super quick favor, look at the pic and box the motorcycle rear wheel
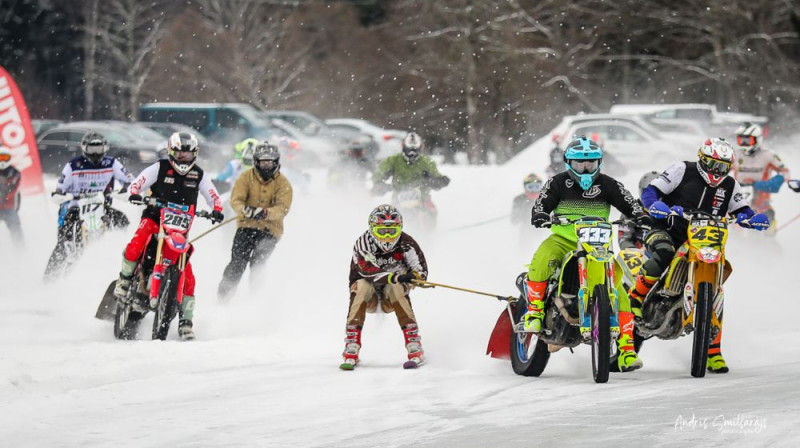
[152,265,180,341]
[591,285,611,384]
[690,282,714,378]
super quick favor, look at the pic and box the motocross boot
[178,296,196,341]
[340,325,362,370]
[178,320,195,341]
[113,256,138,300]
[523,280,548,332]
[628,273,658,319]
[707,354,728,373]
[616,334,643,372]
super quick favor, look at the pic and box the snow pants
[346,279,417,328]
[218,227,278,299]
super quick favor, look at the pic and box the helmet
[252,142,281,180]
[523,173,543,199]
[0,146,11,170]
[235,138,259,160]
[735,122,762,156]
[368,204,403,252]
[347,137,369,160]
[697,138,734,187]
[81,131,108,165]
[402,132,423,164]
[563,136,603,190]
[167,132,199,175]
[638,170,660,196]
[241,143,255,168]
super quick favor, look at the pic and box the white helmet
[735,122,762,156]
[0,146,12,170]
[402,132,423,164]
[697,138,734,187]
[167,132,199,175]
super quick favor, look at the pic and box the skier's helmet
[235,138,259,160]
[347,136,370,160]
[735,122,763,156]
[523,173,543,199]
[167,132,199,175]
[402,132,423,164]
[563,136,603,191]
[368,204,403,252]
[0,146,12,170]
[697,138,734,187]
[81,131,109,165]
[252,142,281,180]
[241,143,255,168]
[638,170,661,196]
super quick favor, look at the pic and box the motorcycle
[44,192,112,278]
[393,186,436,232]
[506,215,623,384]
[109,197,213,340]
[614,210,730,378]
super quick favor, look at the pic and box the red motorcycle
[110,197,213,340]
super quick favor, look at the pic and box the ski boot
[402,323,424,369]
[340,325,361,371]
[178,320,195,341]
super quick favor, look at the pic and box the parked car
[139,102,272,144]
[139,121,228,169]
[257,113,345,166]
[36,121,161,176]
[32,119,64,138]
[608,103,769,138]
[325,118,406,159]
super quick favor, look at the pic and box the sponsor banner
[0,65,45,195]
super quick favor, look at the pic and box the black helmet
[167,132,199,175]
[402,132,423,164]
[81,131,108,165]
[253,142,281,180]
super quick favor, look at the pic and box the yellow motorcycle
[615,210,728,378]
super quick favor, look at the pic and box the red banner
[0,65,44,195]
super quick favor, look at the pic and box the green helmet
[234,138,260,160]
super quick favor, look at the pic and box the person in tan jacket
[218,142,293,301]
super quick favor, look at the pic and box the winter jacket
[230,168,293,239]
[0,166,21,210]
[373,154,448,200]
[349,231,428,287]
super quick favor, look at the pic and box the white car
[326,118,406,160]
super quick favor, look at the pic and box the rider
[218,142,293,301]
[511,173,544,226]
[216,137,259,186]
[618,171,660,250]
[114,132,224,341]
[45,131,133,279]
[372,132,450,219]
[731,122,790,234]
[526,137,651,372]
[341,204,428,370]
[0,146,23,245]
[629,138,770,373]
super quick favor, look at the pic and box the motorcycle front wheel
[152,265,180,340]
[509,298,550,376]
[591,285,611,384]
[690,281,714,378]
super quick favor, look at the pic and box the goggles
[524,180,543,193]
[568,159,599,174]
[736,135,756,147]
[84,142,105,155]
[171,149,196,163]
[0,153,11,163]
[255,159,277,170]
[699,154,731,176]
[371,225,401,239]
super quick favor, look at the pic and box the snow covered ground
[2,138,800,447]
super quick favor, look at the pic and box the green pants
[527,234,575,282]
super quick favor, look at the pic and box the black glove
[531,211,550,228]
[634,213,655,227]
[243,206,267,220]
[128,194,144,204]
[211,210,224,224]
[395,273,415,284]
[432,175,450,189]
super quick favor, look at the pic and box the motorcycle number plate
[76,194,105,233]
[162,210,192,232]
[577,226,611,244]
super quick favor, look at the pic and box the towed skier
[341,204,428,370]
[0,147,23,245]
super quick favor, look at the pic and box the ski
[403,358,423,369]
[340,359,357,371]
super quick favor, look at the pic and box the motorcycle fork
[682,259,722,330]
[149,226,168,300]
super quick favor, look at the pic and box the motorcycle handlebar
[130,196,216,221]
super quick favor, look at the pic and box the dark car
[139,121,228,169]
[36,121,162,176]
[32,119,65,138]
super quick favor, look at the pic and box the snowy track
[2,140,800,446]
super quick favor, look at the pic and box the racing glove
[128,194,144,205]
[788,179,800,192]
[648,201,671,219]
[210,210,224,224]
[243,206,267,220]
[739,213,770,231]
[51,190,71,204]
[634,213,655,227]
[670,205,684,217]
[531,212,550,228]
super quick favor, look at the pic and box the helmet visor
[568,159,599,174]
[524,180,543,193]
[255,159,277,171]
[699,154,731,176]
[737,135,756,147]
[372,225,401,239]
[172,149,195,163]
[0,153,11,163]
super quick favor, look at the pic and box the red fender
[486,309,512,359]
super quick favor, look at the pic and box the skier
[731,122,790,235]
[526,137,652,372]
[372,132,449,228]
[341,204,428,370]
[217,142,293,301]
[629,137,770,373]
[0,147,23,245]
[44,131,133,279]
[215,137,258,187]
[511,173,544,226]
[617,170,660,250]
[114,132,224,341]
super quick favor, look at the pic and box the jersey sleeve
[56,163,74,193]
[128,162,160,195]
[112,159,134,186]
[266,176,293,222]
[727,181,752,215]
[649,162,686,195]
[198,172,223,212]
[531,177,560,214]
[608,177,643,217]
[402,236,428,280]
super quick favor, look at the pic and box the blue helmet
[563,137,603,190]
